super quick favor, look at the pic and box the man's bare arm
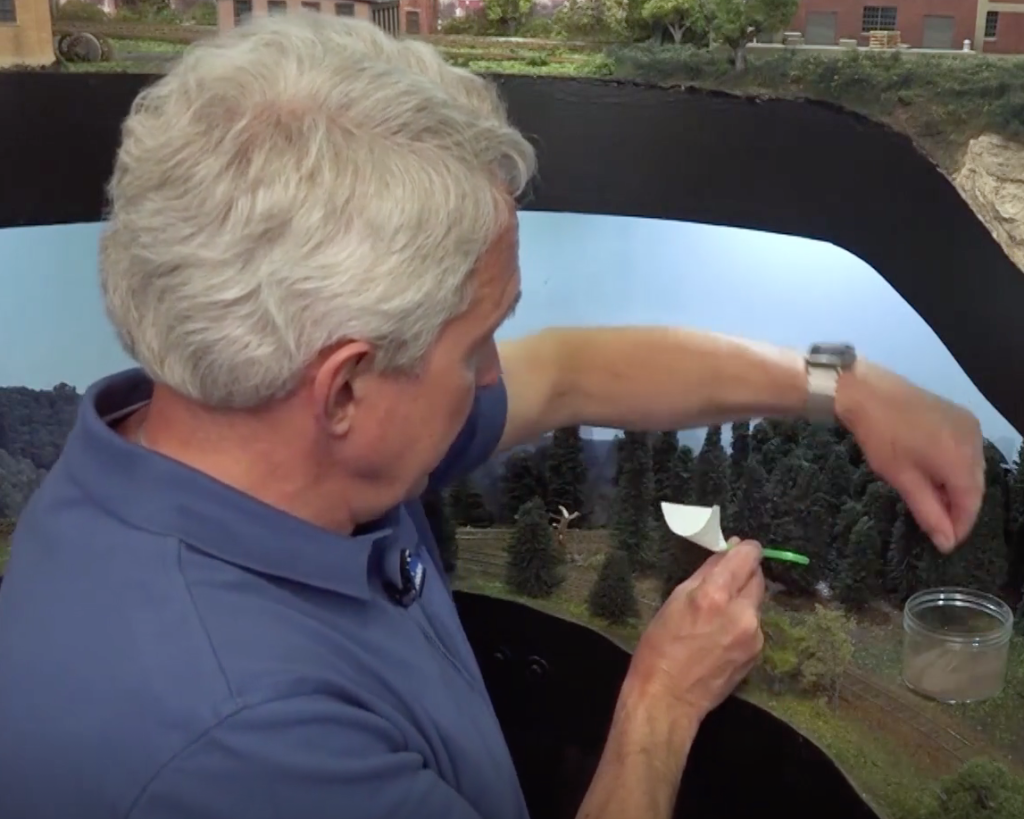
[573,683,699,819]
[497,326,807,452]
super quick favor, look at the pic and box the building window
[0,0,17,24]
[336,1,355,13]
[372,1,399,35]
[861,5,896,31]
[301,1,321,9]
[268,0,287,14]
[233,0,252,24]
[405,9,420,33]
[985,10,999,38]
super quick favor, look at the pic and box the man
[0,15,982,819]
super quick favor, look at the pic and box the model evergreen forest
[437,421,1024,620]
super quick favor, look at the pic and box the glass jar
[901,587,1013,704]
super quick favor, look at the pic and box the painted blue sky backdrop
[0,212,1019,456]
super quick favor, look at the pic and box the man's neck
[126,384,367,534]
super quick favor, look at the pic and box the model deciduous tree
[483,0,534,34]
[588,548,640,625]
[918,758,1024,819]
[708,0,799,71]
[546,426,588,523]
[612,431,655,572]
[795,604,854,711]
[505,497,565,598]
[640,0,710,44]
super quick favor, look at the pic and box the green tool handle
[761,548,810,565]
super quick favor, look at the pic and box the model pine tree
[694,425,729,508]
[500,451,545,524]
[820,444,854,518]
[1008,442,1024,606]
[940,464,1007,596]
[765,454,827,593]
[729,420,751,488]
[658,528,708,602]
[887,499,944,602]
[423,489,459,576]
[830,499,863,583]
[834,516,881,610]
[546,426,587,521]
[448,476,492,527]
[588,549,639,625]
[731,458,770,544]
[669,444,695,504]
[612,431,655,572]
[651,430,680,513]
[505,497,565,598]
[861,481,900,556]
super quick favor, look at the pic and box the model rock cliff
[954,134,1024,273]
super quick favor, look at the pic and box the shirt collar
[60,368,412,601]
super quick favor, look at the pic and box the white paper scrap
[660,502,729,552]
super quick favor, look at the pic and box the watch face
[809,343,856,369]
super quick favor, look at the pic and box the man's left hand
[837,362,985,554]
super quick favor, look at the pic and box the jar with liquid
[901,587,1013,704]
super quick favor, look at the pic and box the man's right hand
[574,540,766,819]
[627,538,767,724]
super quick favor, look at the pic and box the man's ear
[311,341,375,437]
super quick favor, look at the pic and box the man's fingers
[736,566,766,609]
[946,460,984,546]
[681,551,727,589]
[891,468,957,553]
[703,540,763,596]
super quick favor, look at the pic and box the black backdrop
[0,71,1020,436]
[2,69,995,819]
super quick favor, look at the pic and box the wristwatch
[805,343,857,421]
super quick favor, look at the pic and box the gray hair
[100,14,536,409]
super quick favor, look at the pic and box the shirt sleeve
[127,696,484,819]
[428,379,508,492]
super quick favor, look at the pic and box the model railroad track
[841,669,975,763]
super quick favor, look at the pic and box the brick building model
[789,0,1024,52]
[0,0,55,67]
[217,0,438,36]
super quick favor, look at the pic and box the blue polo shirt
[0,369,529,819]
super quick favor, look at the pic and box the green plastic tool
[725,541,809,565]
[761,548,810,566]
